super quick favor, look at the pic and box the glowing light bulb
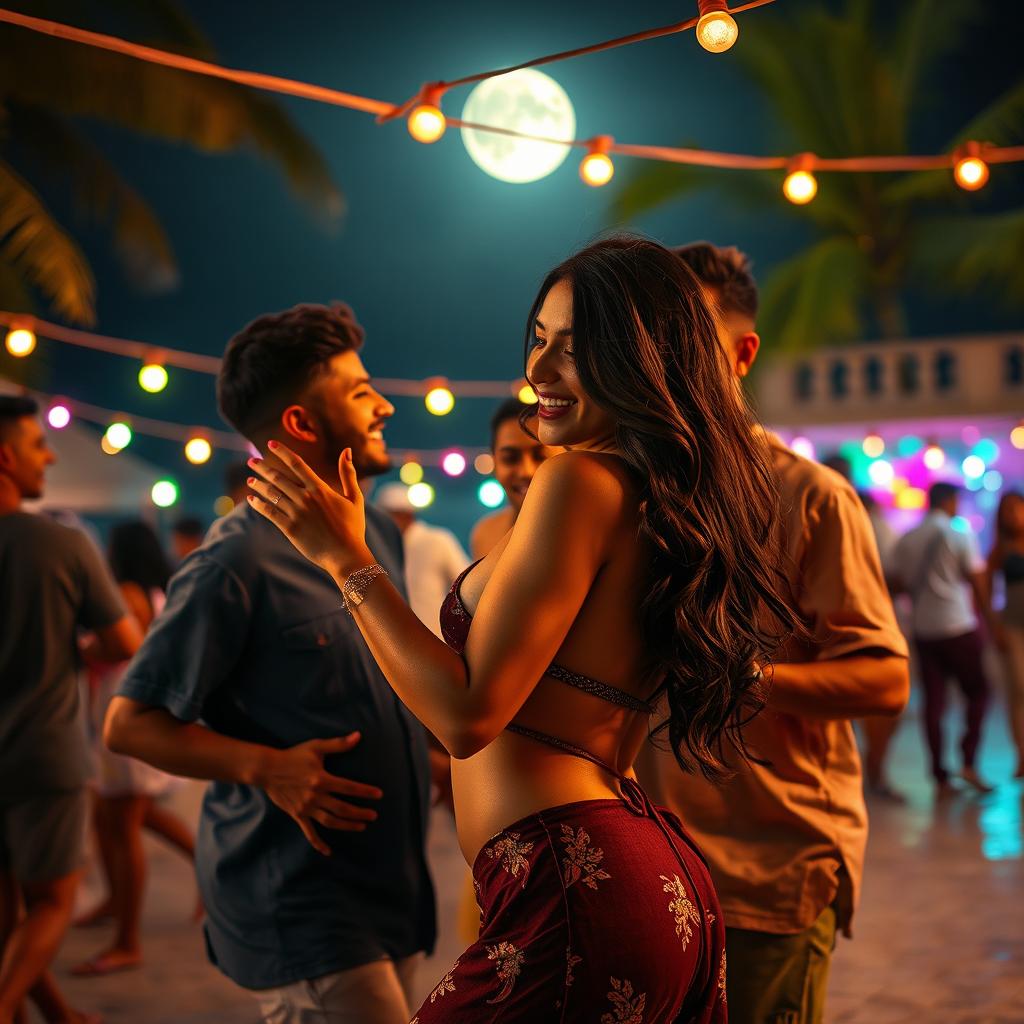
[517,384,538,405]
[791,436,815,460]
[961,455,985,479]
[923,444,945,470]
[214,495,235,516]
[478,479,505,508]
[580,151,614,187]
[104,422,132,451]
[185,436,212,465]
[474,453,495,475]
[138,363,168,393]
[954,150,989,191]
[862,434,885,458]
[407,482,435,509]
[696,6,738,52]
[425,384,455,416]
[783,169,817,205]
[868,459,894,487]
[983,470,1003,492]
[5,327,36,357]
[895,487,927,511]
[47,404,71,430]
[151,479,179,508]
[441,451,467,477]
[408,104,446,144]
[400,461,424,485]
[1011,425,1024,450]
[100,436,121,456]
[972,438,999,465]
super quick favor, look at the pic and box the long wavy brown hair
[524,236,799,779]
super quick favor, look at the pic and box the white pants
[254,955,420,1024]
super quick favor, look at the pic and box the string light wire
[1,6,1020,180]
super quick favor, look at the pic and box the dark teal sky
[7,0,1023,538]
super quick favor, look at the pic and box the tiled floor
[36,695,1024,1023]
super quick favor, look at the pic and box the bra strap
[545,662,655,714]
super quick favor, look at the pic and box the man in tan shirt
[636,244,910,1024]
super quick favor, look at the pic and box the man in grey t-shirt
[0,395,141,1024]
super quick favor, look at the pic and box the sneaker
[959,768,994,794]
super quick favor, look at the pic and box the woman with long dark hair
[987,490,1024,777]
[74,522,197,976]
[248,237,798,1020]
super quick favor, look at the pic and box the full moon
[461,69,576,184]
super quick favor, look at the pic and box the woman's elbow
[445,719,498,760]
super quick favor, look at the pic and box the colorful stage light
[867,459,894,487]
[923,444,945,470]
[478,479,505,508]
[151,479,179,508]
[185,436,212,465]
[474,453,495,475]
[961,455,985,479]
[972,438,999,465]
[104,422,132,451]
[425,384,455,416]
[138,363,168,393]
[399,461,424,485]
[983,470,1003,492]
[862,434,885,458]
[441,451,467,477]
[47,404,71,429]
[791,436,815,460]
[407,482,435,509]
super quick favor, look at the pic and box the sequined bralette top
[439,560,655,716]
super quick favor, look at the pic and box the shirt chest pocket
[280,612,367,709]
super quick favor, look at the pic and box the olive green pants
[724,905,837,1024]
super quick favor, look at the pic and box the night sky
[4,0,1023,540]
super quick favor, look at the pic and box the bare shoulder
[527,451,636,520]
[471,509,513,559]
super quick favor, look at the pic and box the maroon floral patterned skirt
[411,797,727,1023]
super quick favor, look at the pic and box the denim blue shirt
[118,504,435,988]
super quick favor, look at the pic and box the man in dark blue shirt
[106,303,435,1023]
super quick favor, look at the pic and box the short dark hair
[672,242,758,320]
[217,302,365,442]
[171,516,204,539]
[929,481,959,508]
[489,398,532,450]
[0,394,39,440]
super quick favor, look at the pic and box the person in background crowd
[73,521,197,977]
[170,516,204,562]
[375,482,469,638]
[986,491,1024,777]
[822,456,906,801]
[223,462,252,511]
[892,481,1002,796]
[857,490,904,800]
[636,243,909,1024]
[469,398,557,559]
[0,395,142,1024]
[104,304,435,1024]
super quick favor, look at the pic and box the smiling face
[0,415,56,501]
[492,415,555,512]
[527,277,617,451]
[296,351,395,478]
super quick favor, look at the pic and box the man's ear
[735,332,760,378]
[0,441,14,472]
[279,405,318,444]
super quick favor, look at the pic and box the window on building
[795,363,814,401]
[829,360,849,398]
[864,357,884,395]
[898,354,919,394]
[934,351,957,391]
[1006,345,1024,387]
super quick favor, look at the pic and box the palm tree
[0,0,342,325]
[612,0,1024,350]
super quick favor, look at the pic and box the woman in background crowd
[74,522,196,976]
[987,490,1024,778]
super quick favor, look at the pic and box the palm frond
[0,159,95,323]
[8,103,178,290]
[911,207,1024,305]
[0,25,343,218]
[758,236,871,351]
[892,0,979,118]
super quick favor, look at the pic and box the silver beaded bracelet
[342,562,388,612]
